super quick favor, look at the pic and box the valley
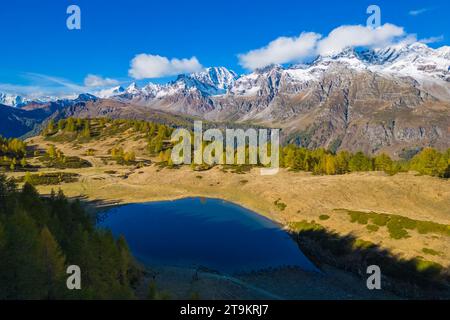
[3,0,450,306]
[2,118,449,299]
[1,41,450,300]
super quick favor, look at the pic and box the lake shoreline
[99,198,318,274]
[92,196,287,231]
[8,148,450,299]
[96,197,450,300]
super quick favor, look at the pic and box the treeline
[42,118,174,156]
[41,117,450,178]
[160,141,450,178]
[18,172,80,186]
[43,118,91,139]
[281,146,450,178]
[0,175,141,299]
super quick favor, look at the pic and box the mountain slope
[100,43,449,156]
[2,43,450,156]
[0,104,50,137]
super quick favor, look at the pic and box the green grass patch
[366,224,379,232]
[414,259,444,276]
[347,210,369,225]
[371,214,390,226]
[288,220,325,233]
[387,220,410,239]
[352,239,376,250]
[342,209,450,240]
[416,221,450,235]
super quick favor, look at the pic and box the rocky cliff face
[103,44,448,157]
[208,64,448,157]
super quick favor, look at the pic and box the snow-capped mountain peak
[436,46,450,59]
[126,82,140,94]
[6,42,448,109]
[361,42,450,84]
[319,46,359,59]
[95,85,125,98]
[313,47,367,71]
[97,82,140,99]
[359,42,430,65]
[0,93,30,108]
[189,67,238,91]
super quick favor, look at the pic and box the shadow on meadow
[288,221,450,299]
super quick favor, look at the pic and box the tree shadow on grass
[58,195,125,222]
[288,225,450,299]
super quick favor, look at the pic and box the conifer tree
[39,227,66,299]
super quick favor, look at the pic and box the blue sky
[0,0,449,96]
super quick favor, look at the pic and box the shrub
[371,213,390,226]
[14,172,80,186]
[414,259,444,277]
[274,199,287,211]
[422,248,442,256]
[352,239,376,250]
[288,220,325,233]
[345,209,450,240]
[348,210,369,225]
[416,221,450,236]
[85,149,96,156]
[366,224,379,232]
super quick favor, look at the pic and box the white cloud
[128,54,203,79]
[24,72,86,92]
[2,73,126,98]
[317,24,405,56]
[0,83,44,97]
[419,35,444,44]
[84,74,119,87]
[0,73,89,98]
[238,32,320,70]
[239,24,410,70]
[409,8,432,16]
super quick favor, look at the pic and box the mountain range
[1,42,449,157]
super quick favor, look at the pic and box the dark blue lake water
[99,198,318,274]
